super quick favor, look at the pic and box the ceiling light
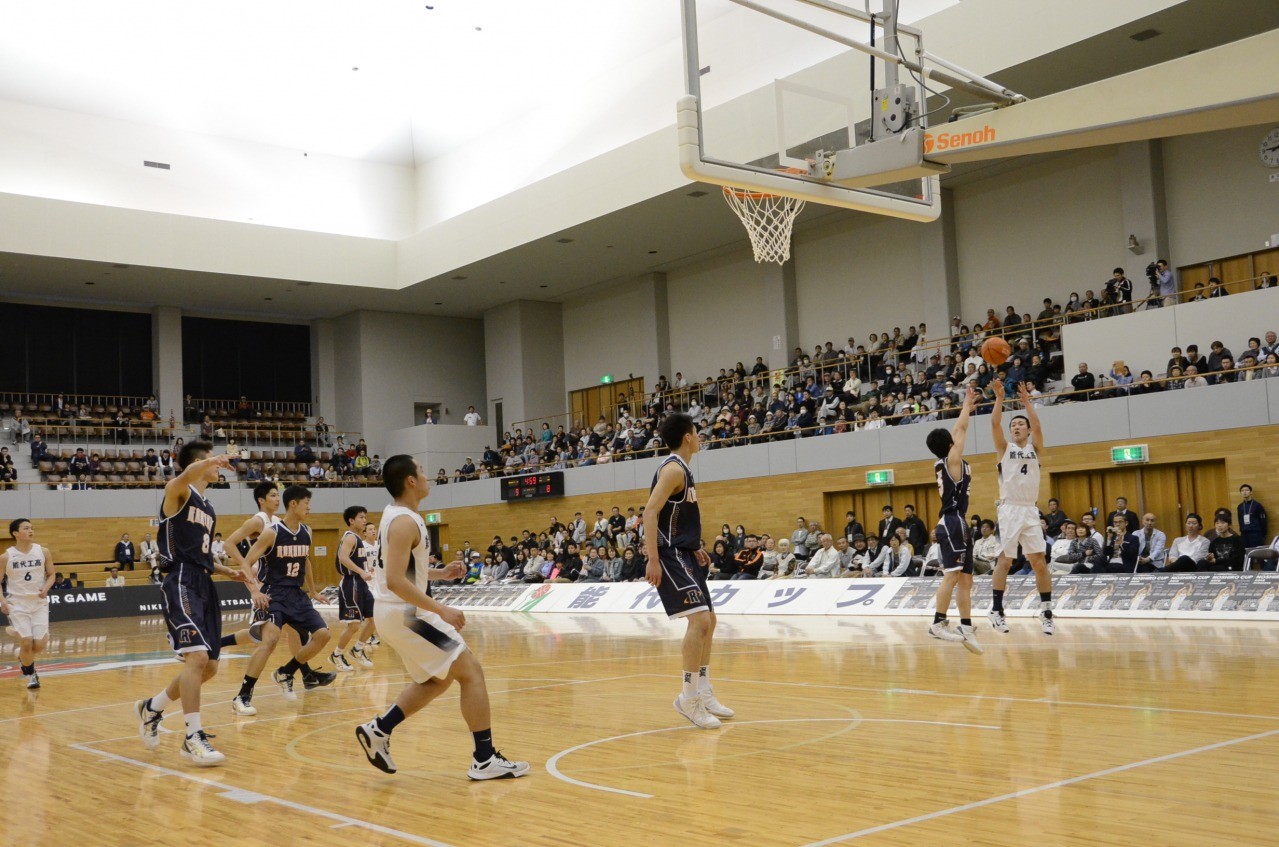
[648,250,658,254]
[687,190,709,198]
[434,301,443,305]
[539,285,548,289]
[1129,28,1161,42]
[112,263,129,269]
[451,274,467,280]
[264,297,273,301]
[84,281,95,286]
[556,238,574,244]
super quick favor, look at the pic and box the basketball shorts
[374,600,466,683]
[161,563,223,660]
[338,574,375,621]
[936,514,973,574]
[998,503,1046,557]
[263,585,327,641]
[655,547,711,620]
[5,595,49,640]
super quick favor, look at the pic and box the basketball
[981,336,1012,366]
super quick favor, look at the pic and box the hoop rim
[721,166,808,201]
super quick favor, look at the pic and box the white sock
[354,641,365,651]
[184,712,202,737]
[696,666,711,693]
[150,690,175,712]
[681,671,697,701]
[1041,599,1054,611]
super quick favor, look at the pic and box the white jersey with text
[373,505,431,603]
[997,439,1041,506]
[4,546,47,598]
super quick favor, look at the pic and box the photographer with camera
[1147,259,1176,307]
[1109,268,1133,314]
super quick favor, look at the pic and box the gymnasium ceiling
[1,0,1277,321]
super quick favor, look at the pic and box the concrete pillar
[483,300,567,427]
[309,318,336,422]
[151,306,182,424]
[1118,140,1170,270]
[759,260,800,371]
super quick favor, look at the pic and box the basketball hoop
[722,183,806,265]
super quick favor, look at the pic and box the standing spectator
[1106,497,1140,534]
[1237,484,1268,548]
[464,406,482,426]
[183,394,199,424]
[1042,499,1068,540]
[877,505,902,548]
[843,511,864,544]
[1135,514,1167,571]
[114,410,131,444]
[1110,268,1133,313]
[790,517,811,565]
[900,505,928,553]
[1155,259,1176,305]
[140,533,159,573]
[114,532,136,571]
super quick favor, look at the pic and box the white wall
[1163,124,1279,266]
[384,423,495,478]
[354,311,487,451]
[952,148,1127,320]
[1062,288,1279,378]
[562,277,666,391]
[483,301,525,428]
[794,216,928,349]
[0,98,415,240]
[665,249,770,381]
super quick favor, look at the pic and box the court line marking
[73,675,649,747]
[67,742,461,847]
[698,676,1279,722]
[796,726,1279,847]
[545,718,1002,799]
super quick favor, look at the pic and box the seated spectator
[1047,519,1080,574]
[52,573,72,590]
[550,543,584,583]
[245,463,263,482]
[354,448,372,476]
[1134,513,1167,571]
[435,469,449,485]
[114,532,135,571]
[1204,514,1246,571]
[140,533,159,572]
[1100,514,1140,573]
[308,460,324,482]
[732,535,764,580]
[1208,277,1228,298]
[105,567,126,588]
[114,410,131,444]
[314,416,331,446]
[1259,353,1279,379]
[885,534,917,577]
[28,432,47,460]
[1070,363,1096,400]
[707,540,735,580]
[801,533,840,578]
[1183,366,1208,389]
[1129,370,1162,395]
[200,415,215,441]
[0,463,14,490]
[480,555,511,585]
[211,533,227,569]
[11,412,31,445]
[1214,355,1238,384]
[295,439,315,463]
[459,457,477,480]
[771,538,797,578]
[1108,363,1134,397]
[1165,513,1210,571]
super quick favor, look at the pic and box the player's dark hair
[282,485,311,508]
[177,440,212,470]
[9,518,29,536]
[925,427,953,458]
[343,506,367,526]
[980,519,995,531]
[1010,414,1030,427]
[253,481,276,507]
[657,412,696,450]
[383,454,418,497]
[1186,512,1202,527]
[1060,519,1076,530]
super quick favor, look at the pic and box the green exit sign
[1110,445,1149,465]
[866,469,895,487]
[425,512,441,524]
[600,374,614,385]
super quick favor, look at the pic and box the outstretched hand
[991,380,1005,402]
[962,382,977,412]
[1017,381,1034,405]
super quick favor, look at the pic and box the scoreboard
[499,471,566,501]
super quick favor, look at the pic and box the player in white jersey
[989,381,1055,635]
[354,455,528,780]
[1,519,55,689]
[362,522,382,652]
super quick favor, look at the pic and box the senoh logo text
[924,125,996,154]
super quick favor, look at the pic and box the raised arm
[1016,382,1044,451]
[642,463,685,587]
[947,383,977,480]
[990,379,1008,454]
[161,453,232,518]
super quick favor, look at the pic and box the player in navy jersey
[134,441,243,767]
[221,482,312,715]
[642,413,733,730]
[330,505,377,672]
[240,485,335,702]
[924,383,982,653]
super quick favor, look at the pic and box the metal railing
[192,397,313,418]
[454,357,1279,480]
[511,272,1274,436]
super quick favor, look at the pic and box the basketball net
[722,186,805,265]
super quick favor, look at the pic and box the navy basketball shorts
[338,574,374,621]
[161,563,223,660]
[265,585,328,640]
[655,547,711,619]
[936,514,974,574]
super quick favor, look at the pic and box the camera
[1145,261,1159,282]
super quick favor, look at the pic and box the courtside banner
[441,573,1279,620]
[0,582,253,624]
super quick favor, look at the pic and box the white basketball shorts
[374,600,467,683]
[6,595,50,640]
[997,503,1046,557]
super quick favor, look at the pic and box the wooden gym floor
[1,611,1277,847]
